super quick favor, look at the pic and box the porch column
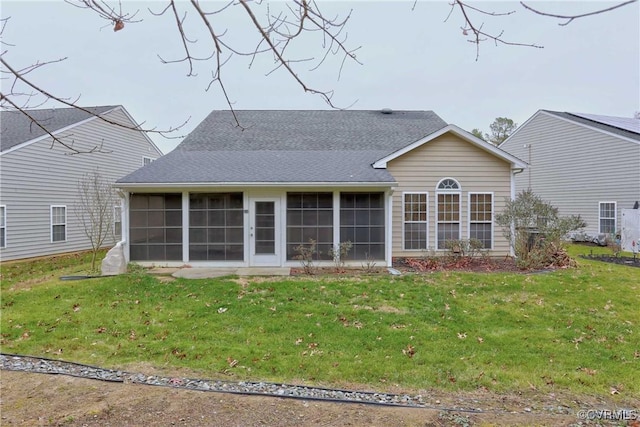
[385,189,394,267]
[333,191,340,252]
[182,191,189,263]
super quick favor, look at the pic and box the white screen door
[249,198,281,266]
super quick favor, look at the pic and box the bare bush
[496,190,585,269]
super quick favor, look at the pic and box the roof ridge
[185,109,438,112]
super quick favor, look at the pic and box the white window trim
[50,205,67,243]
[143,156,155,166]
[468,192,494,250]
[402,192,429,251]
[598,201,617,234]
[0,205,6,248]
[436,178,461,250]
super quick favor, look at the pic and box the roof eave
[373,124,528,169]
[115,181,398,190]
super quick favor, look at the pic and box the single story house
[499,110,640,249]
[115,110,527,267]
[0,105,162,261]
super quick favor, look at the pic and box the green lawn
[1,245,638,398]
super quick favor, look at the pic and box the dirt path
[3,370,632,426]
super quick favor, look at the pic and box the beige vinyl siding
[501,112,640,236]
[0,108,162,261]
[388,133,512,257]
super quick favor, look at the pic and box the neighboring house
[0,105,162,261]
[500,110,640,246]
[115,110,527,268]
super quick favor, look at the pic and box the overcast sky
[2,1,639,153]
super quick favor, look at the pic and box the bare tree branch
[447,0,543,61]
[3,0,636,150]
[1,4,186,153]
[6,0,362,134]
[143,0,361,125]
[64,0,142,31]
[520,1,637,26]
[0,55,188,151]
[75,169,116,271]
[1,91,90,154]
[1,13,188,153]
[237,0,359,109]
[153,1,215,75]
[457,2,517,18]
[187,0,241,126]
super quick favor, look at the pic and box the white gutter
[115,181,398,190]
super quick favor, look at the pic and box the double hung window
[403,193,428,250]
[436,179,461,249]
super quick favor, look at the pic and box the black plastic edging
[1,353,493,413]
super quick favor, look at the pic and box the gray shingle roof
[543,110,640,141]
[118,150,395,184]
[1,105,118,152]
[117,109,447,185]
[177,110,447,151]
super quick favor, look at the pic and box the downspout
[115,189,129,262]
[509,168,525,257]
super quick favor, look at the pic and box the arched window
[436,178,461,249]
[437,178,460,190]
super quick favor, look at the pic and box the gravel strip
[1,354,427,408]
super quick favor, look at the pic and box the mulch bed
[580,254,640,268]
[290,267,389,276]
[290,257,523,276]
[393,256,522,273]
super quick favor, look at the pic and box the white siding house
[0,105,162,261]
[500,110,640,241]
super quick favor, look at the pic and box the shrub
[444,238,485,258]
[606,233,622,257]
[361,252,377,273]
[293,239,317,275]
[328,241,353,271]
[496,190,585,269]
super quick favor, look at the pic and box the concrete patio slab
[147,267,181,275]
[172,267,290,279]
